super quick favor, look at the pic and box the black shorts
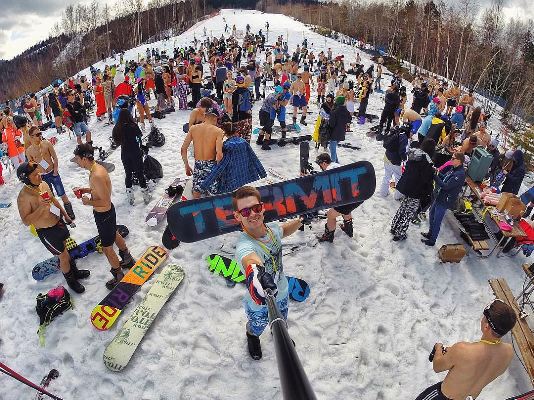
[259,110,274,133]
[93,203,117,247]
[36,220,70,255]
[334,201,362,215]
[51,107,62,118]
[415,382,452,400]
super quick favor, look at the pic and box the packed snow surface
[0,9,530,400]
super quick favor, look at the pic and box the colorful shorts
[244,293,288,336]
[193,160,218,195]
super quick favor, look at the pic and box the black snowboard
[164,161,376,245]
[300,141,311,174]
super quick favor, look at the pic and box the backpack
[36,286,73,346]
[144,154,163,180]
[238,89,252,112]
[147,126,165,147]
[382,128,400,152]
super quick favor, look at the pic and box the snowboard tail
[167,161,375,243]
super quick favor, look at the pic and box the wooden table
[489,278,534,386]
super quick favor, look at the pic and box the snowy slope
[0,9,531,399]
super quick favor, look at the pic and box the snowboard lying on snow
[145,177,188,227]
[91,245,168,331]
[32,225,129,281]
[164,161,376,247]
[206,254,310,302]
[103,264,185,371]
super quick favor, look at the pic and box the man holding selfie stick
[415,300,517,400]
[232,185,304,360]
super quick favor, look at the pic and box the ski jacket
[329,104,351,141]
[155,74,166,94]
[1,125,24,157]
[200,136,266,194]
[215,66,228,83]
[450,111,464,129]
[114,82,133,100]
[426,117,446,143]
[434,164,466,209]
[502,150,526,195]
[383,90,400,112]
[65,101,86,123]
[396,148,434,199]
[412,88,430,111]
[417,103,439,137]
[384,131,408,166]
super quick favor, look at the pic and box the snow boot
[119,249,136,269]
[261,138,271,150]
[340,219,354,238]
[292,116,297,127]
[106,267,124,290]
[300,116,307,126]
[126,188,135,206]
[63,270,85,294]
[70,259,90,279]
[318,224,335,243]
[256,133,264,145]
[247,332,262,360]
[64,202,75,220]
[142,187,152,205]
[358,115,366,124]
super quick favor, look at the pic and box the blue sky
[0,0,532,60]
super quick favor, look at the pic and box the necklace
[244,225,278,273]
[24,184,41,195]
[480,339,501,345]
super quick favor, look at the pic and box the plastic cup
[73,188,82,199]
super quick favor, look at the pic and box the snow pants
[391,197,420,238]
[380,161,403,199]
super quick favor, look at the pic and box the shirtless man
[460,89,475,117]
[181,106,223,198]
[187,97,212,132]
[72,144,135,289]
[26,126,75,220]
[16,162,87,293]
[290,73,308,126]
[301,66,312,103]
[415,299,516,400]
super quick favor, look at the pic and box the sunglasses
[237,203,264,217]
[483,299,506,335]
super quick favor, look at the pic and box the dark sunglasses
[237,203,263,217]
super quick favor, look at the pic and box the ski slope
[0,9,531,399]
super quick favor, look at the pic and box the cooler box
[467,146,493,182]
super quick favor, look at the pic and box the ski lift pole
[0,362,63,400]
[265,289,317,400]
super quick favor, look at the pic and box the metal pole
[265,290,317,400]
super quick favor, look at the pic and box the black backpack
[144,154,163,180]
[147,126,165,147]
[36,286,73,345]
[382,128,400,152]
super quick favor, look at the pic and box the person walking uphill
[112,109,152,205]
[421,152,466,246]
[233,186,304,360]
[72,144,136,289]
[328,96,351,163]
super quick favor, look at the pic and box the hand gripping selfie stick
[265,289,317,400]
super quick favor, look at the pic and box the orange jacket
[2,126,24,157]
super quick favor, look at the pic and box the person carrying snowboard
[415,299,516,400]
[72,144,135,289]
[233,186,304,360]
[16,162,88,293]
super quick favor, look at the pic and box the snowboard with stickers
[103,263,185,371]
[90,245,168,331]
[145,177,187,227]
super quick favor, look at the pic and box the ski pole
[0,362,63,400]
[265,289,317,400]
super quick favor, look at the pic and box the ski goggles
[237,203,264,217]
[483,298,507,336]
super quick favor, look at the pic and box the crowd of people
[0,17,531,399]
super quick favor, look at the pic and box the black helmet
[13,115,29,129]
[73,143,95,159]
[17,162,38,186]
